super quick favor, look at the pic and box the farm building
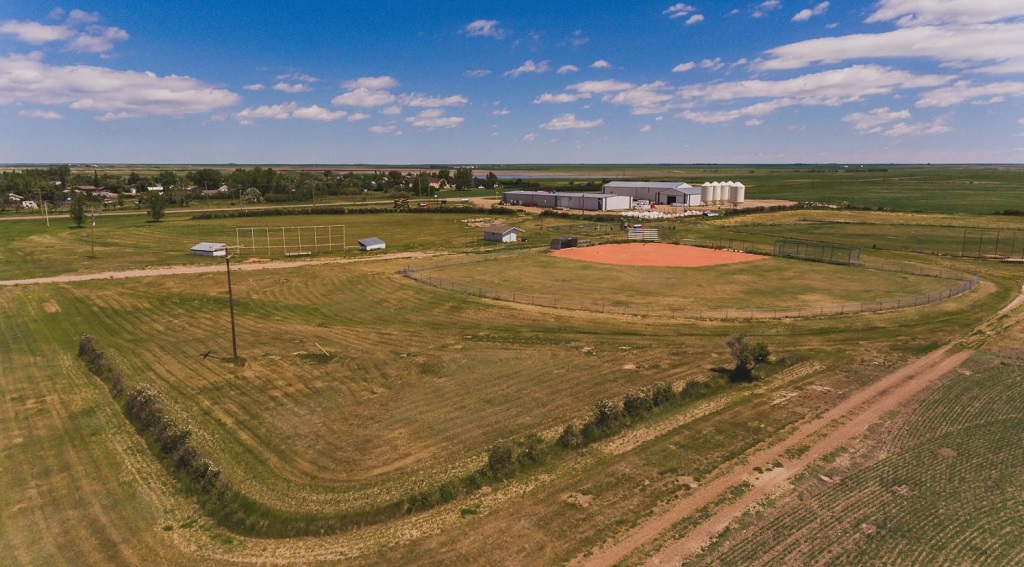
[501,190,632,211]
[550,236,578,250]
[358,237,386,251]
[190,242,228,257]
[603,180,746,206]
[483,224,525,243]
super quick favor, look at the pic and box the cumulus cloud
[243,83,265,91]
[405,108,464,128]
[753,0,782,18]
[866,0,1024,26]
[522,132,537,142]
[66,25,128,53]
[534,92,593,104]
[381,105,402,115]
[19,109,63,119]
[557,65,579,74]
[342,76,398,89]
[603,82,674,114]
[369,125,397,134]
[758,21,1024,74]
[0,53,240,117]
[67,10,100,25]
[567,79,636,93]
[792,1,830,22]
[278,72,319,83]
[673,62,696,72]
[234,103,368,124]
[591,60,612,69]
[398,93,469,107]
[745,118,763,126]
[465,19,508,39]
[234,103,297,124]
[879,117,951,136]
[273,82,312,93]
[540,113,603,130]
[700,58,725,71]
[331,88,396,107]
[663,3,697,18]
[686,14,705,25]
[916,80,1024,107]
[464,69,492,77]
[291,105,351,121]
[0,21,75,44]
[493,108,511,115]
[841,107,912,131]
[504,60,550,77]
[640,124,653,132]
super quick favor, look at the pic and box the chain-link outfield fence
[402,246,980,321]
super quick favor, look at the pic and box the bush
[558,423,583,448]
[651,382,676,406]
[516,434,546,466]
[623,389,655,420]
[486,442,516,479]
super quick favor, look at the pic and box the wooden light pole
[225,253,238,361]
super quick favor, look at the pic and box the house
[358,237,386,251]
[6,193,23,203]
[429,178,451,190]
[190,242,228,257]
[483,224,525,243]
[147,185,164,192]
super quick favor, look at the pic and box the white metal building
[501,190,632,211]
[190,242,228,257]
[483,224,525,243]
[358,237,386,251]
[602,181,703,206]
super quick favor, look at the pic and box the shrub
[623,389,655,420]
[558,423,583,448]
[651,382,676,406]
[517,434,546,466]
[486,442,516,479]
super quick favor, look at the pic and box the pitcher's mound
[552,243,767,267]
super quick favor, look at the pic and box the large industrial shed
[603,181,704,206]
[501,190,632,211]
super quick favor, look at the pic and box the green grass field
[2,173,1024,565]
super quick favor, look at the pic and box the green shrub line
[191,205,517,220]
[77,334,749,538]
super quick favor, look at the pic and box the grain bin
[701,182,713,205]
[731,182,746,204]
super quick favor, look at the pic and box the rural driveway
[0,251,432,287]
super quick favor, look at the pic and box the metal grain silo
[701,182,713,205]
[731,182,745,204]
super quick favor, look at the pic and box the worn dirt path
[0,251,432,286]
[577,284,1024,567]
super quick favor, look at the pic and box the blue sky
[2,0,1023,164]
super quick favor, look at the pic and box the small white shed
[190,242,228,257]
[483,224,525,243]
[358,237,386,251]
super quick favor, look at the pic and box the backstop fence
[773,240,861,265]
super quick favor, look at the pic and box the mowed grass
[0,210,563,280]
[419,250,963,314]
[691,350,1024,566]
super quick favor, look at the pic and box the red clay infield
[551,242,767,267]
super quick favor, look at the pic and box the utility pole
[225,254,238,361]
[89,210,96,258]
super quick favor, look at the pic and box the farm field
[1,181,1023,565]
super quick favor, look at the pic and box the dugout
[550,236,579,250]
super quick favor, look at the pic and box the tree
[485,171,499,189]
[242,188,263,203]
[454,167,474,190]
[69,192,86,228]
[726,335,771,381]
[436,168,451,182]
[187,168,223,189]
[486,442,516,478]
[147,192,167,222]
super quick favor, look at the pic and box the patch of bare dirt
[937,447,957,458]
[42,299,60,313]
[564,493,593,508]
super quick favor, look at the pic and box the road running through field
[0,251,434,286]
[574,283,1024,567]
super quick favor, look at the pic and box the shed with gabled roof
[483,224,525,243]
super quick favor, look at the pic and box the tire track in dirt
[575,347,972,567]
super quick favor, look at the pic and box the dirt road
[0,251,432,286]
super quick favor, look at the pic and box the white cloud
[0,53,240,117]
[95,111,140,121]
[640,124,652,132]
[916,80,1024,107]
[745,118,764,126]
[700,58,724,71]
[399,93,469,107]
[65,26,128,53]
[272,82,312,93]
[758,22,1024,74]
[673,62,696,72]
[243,83,265,91]
[540,113,603,130]
[557,65,580,75]
[504,60,550,77]
[663,4,697,18]
[492,108,511,115]
[331,88,396,107]
[567,79,636,93]
[534,92,593,104]
[405,108,464,128]
[342,76,398,89]
[19,109,63,119]
[67,10,100,25]
[347,112,370,121]
[686,14,705,25]
[291,105,350,121]
[881,117,952,136]
[792,1,830,22]
[522,132,537,142]
[369,125,396,134]
[753,0,782,18]
[842,107,912,131]
[566,30,589,47]
[866,0,1024,26]
[0,21,75,43]
[464,69,492,77]
[234,103,297,124]
[603,82,674,115]
[381,105,402,115]
[465,19,508,39]
[47,8,65,20]
[277,72,318,83]
[591,60,612,69]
